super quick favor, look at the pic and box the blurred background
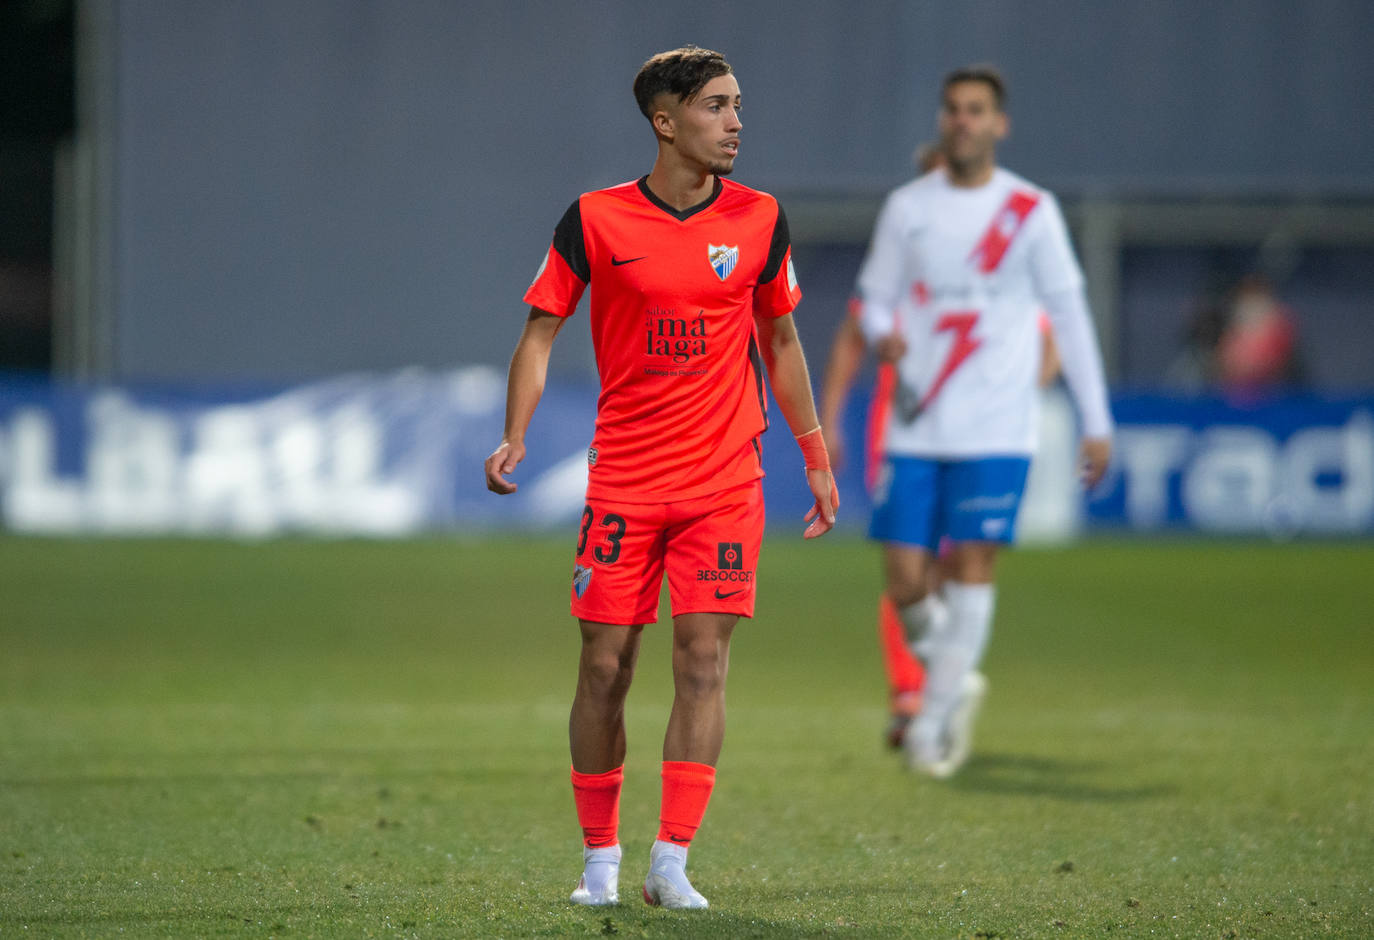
[1,0,1372,538]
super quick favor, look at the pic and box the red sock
[571,765,623,848]
[878,594,925,704]
[657,760,716,846]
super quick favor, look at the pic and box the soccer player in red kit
[484,46,838,910]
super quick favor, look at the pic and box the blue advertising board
[1,372,1370,538]
[1086,394,1373,536]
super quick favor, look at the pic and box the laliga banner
[1087,394,1374,536]
[0,372,1370,537]
[0,368,836,537]
[0,368,595,536]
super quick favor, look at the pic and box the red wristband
[796,427,831,472]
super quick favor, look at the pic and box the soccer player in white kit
[854,66,1113,777]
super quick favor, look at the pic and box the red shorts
[570,481,765,625]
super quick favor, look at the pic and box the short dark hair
[633,46,733,120]
[942,65,1007,110]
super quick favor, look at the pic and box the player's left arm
[817,308,867,471]
[1029,195,1114,489]
[755,311,838,538]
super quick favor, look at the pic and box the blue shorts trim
[868,456,1031,551]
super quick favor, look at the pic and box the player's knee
[883,549,931,608]
[672,640,728,698]
[887,578,929,609]
[950,543,999,582]
[579,647,636,698]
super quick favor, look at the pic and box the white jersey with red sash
[855,167,1089,457]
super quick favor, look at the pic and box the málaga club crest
[709,244,739,281]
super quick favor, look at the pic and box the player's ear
[995,111,1010,142]
[652,108,675,142]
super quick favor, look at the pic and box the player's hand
[802,468,839,539]
[484,440,526,494]
[873,333,907,363]
[1079,437,1112,490]
[822,424,846,473]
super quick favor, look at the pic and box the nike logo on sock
[611,255,647,266]
[668,834,690,844]
[587,838,616,848]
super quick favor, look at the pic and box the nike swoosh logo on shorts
[611,255,646,266]
[714,588,744,599]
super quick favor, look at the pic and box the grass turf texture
[1,535,1371,938]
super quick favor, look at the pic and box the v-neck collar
[637,175,723,222]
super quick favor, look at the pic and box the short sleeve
[753,203,802,318]
[522,199,589,317]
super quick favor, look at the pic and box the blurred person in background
[819,142,1062,749]
[485,46,837,910]
[1162,286,1230,393]
[1164,272,1304,399]
[819,146,949,750]
[848,66,1113,777]
[1215,274,1303,401]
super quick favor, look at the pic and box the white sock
[914,581,995,733]
[943,581,995,677]
[898,592,949,663]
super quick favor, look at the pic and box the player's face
[667,74,743,176]
[938,81,1006,173]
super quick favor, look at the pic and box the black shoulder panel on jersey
[760,203,790,283]
[552,198,590,283]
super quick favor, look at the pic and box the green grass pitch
[2,534,1371,937]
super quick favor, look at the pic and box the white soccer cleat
[641,839,709,909]
[904,671,988,779]
[902,712,945,775]
[570,843,621,906]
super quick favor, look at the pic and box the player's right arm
[484,307,566,495]
[489,196,589,494]
[854,193,908,350]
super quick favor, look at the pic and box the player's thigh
[571,497,668,626]
[869,455,941,552]
[662,481,764,619]
[942,457,1031,546]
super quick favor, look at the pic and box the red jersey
[524,176,802,502]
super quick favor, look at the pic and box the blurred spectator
[1163,289,1229,393]
[1165,273,1303,399]
[1215,274,1303,400]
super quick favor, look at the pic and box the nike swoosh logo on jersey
[611,255,647,266]
[714,588,745,599]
